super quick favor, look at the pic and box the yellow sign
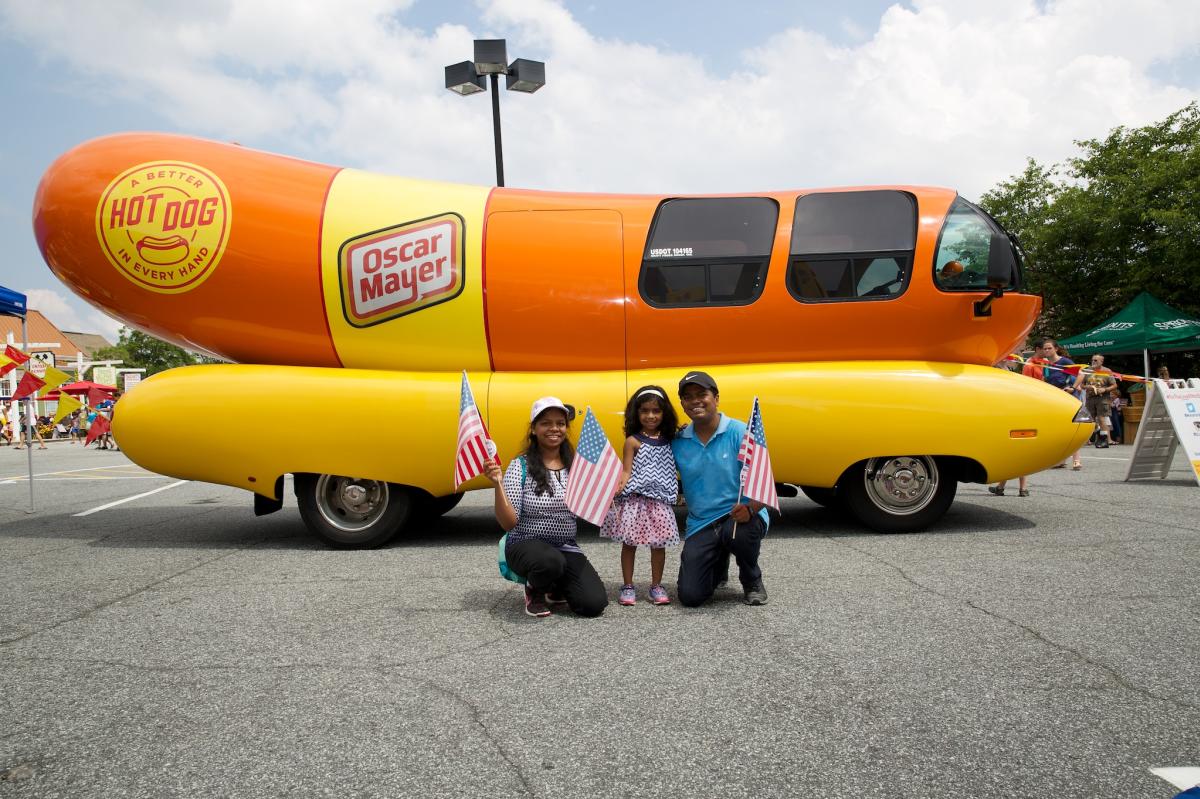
[95,161,231,293]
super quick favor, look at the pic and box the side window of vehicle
[786,191,917,303]
[933,198,1019,291]
[640,197,778,307]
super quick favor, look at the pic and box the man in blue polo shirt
[672,371,769,607]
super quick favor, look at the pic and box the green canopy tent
[1058,292,1200,378]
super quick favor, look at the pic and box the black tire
[799,484,842,509]
[294,473,414,548]
[840,456,957,534]
[414,492,465,521]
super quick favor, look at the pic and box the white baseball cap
[529,396,576,422]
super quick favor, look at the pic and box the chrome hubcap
[863,456,938,515]
[314,474,389,532]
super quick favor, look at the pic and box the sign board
[92,366,118,388]
[123,373,142,392]
[1125,378,1200,487]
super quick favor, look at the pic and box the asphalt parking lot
[1,443,1198,799]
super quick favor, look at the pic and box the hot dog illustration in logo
[94,161,231,293]
[136,234,190,266]
[338,213,465,327]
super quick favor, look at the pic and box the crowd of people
[0,395,120,451]
[989,338,1143,498]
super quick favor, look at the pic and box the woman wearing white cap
[483,397,608,618]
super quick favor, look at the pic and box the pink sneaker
[618,584,636,606]
[648,584,670,605]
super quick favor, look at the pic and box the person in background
[1043,340,1083,470]
[13,403,47,450]
[1082,354,1119,449]
[990,349,1048,496]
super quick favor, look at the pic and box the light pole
[445,39,545,187]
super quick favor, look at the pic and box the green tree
[980,104,1200,346]
[94,328,215,377]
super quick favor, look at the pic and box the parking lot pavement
[1,443,1198,798]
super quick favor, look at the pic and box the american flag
[564,406,622,526]
[737,397,779,511]
[454,371,496,488]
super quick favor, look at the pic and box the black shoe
[524,587,551,618]
[744,580,768,606]
[1096,439,1109,449]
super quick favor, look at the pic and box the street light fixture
[445,39,545,187]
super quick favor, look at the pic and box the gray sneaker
[744,580,768,606]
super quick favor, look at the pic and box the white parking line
[0,464,149,481]
[74,481,189,517]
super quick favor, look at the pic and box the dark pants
[505,539,608,617]
[677,514,765,607]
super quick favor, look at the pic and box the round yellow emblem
[94,161,231,293]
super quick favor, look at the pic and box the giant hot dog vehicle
[33,133,1092,546]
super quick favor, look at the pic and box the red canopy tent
[37,380,117,402]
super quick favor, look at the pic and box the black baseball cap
[678,370,718,394]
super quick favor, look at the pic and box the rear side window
[640,198,778,307]
[787,191,916,302]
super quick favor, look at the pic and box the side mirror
[974,232,1016,317]
[985,232,1016,288]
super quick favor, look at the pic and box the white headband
[635,388,665,401]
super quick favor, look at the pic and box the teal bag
[497,457,527,585]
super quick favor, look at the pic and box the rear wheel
[294,473,414,548]
[840,456,956,534]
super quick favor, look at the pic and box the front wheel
[294,473,414,548]
[840,456,957,534]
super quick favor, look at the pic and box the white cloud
[3,0,1198,201]
[23,288,123,342]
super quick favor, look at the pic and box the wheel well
[937,456,987,484]
[835,456,986,486]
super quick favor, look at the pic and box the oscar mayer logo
[339,213,465,327]
[95,161,231,294]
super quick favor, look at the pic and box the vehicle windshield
[933,198,1023,291]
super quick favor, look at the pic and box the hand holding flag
[737,397,779,512]
[454,371,498,488]
[564,406,622,526]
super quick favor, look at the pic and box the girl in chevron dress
[601,385,682,606]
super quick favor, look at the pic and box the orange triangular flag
[87,386,112,406]
[51,393,82,426]
[37,366,73,395]
[85,414,111,446]
[12,371,46,401]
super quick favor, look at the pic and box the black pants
[677,514,765,607]
[506,539,608,617]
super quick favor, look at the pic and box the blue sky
[1,0,1197,340]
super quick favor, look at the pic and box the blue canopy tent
[0,284,35,511]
